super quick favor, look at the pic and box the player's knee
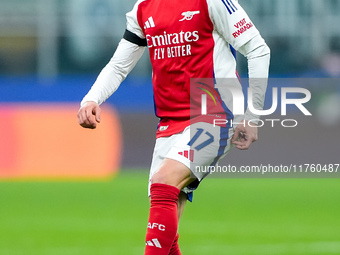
[150,171,168,185]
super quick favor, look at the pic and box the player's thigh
[166,122,234,181]
[148,123,234,195]
[150,158,193,190]
[149,134,181,180]
[148,133,184,195]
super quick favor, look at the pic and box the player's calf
[145,183,180,255]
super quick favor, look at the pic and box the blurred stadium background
[0,0,339,254]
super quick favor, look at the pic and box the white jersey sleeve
[80,38,145,106]
[207,0,270,123]
[239,35,271,122]
[126,0,145,39]
[207,0,260,50]
[81,0,149,107]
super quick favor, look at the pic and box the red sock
[168,233,181,255]
[145,183,180,255]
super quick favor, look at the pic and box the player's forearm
[239,35,271,121]
[245,49,270,121]
[81,38,145,106]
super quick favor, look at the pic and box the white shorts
[148,122,235,201]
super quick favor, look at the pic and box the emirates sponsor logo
[146,30,199,48]
[147,30,199,60]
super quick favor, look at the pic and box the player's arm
[78,35,146,129]
[207,0,270,149]
[78,1,148,129]
[231,35,270,149]
[231,13,270,150]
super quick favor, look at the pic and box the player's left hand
[231,120,258,150]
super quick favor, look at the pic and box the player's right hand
[77,101,101,129]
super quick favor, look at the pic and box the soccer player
[77,0,270,254]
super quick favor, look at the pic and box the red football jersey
[126,0,259,137]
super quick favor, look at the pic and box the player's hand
[77,101,101,129]
[231,120,258,150]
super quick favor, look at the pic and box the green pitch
[1,171,340,255]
